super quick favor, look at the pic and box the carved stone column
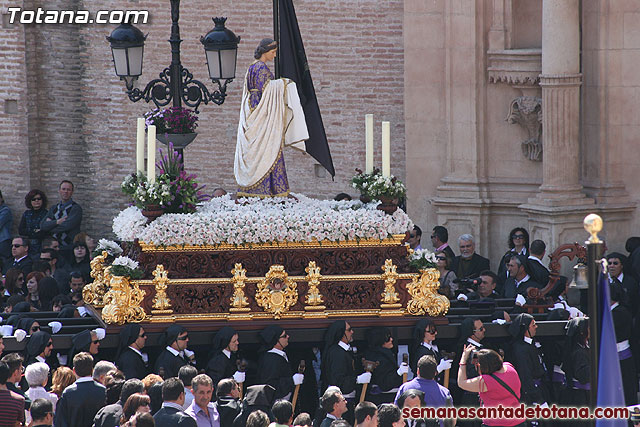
[532,0,589,206]
[537,74,584,200]
[520,0,593,252]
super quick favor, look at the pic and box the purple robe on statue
[237,61,290,197]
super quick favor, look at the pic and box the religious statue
[235,38,309,197]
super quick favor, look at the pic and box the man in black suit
[258,325,304,401]
[321,321,371,399]
[116,324,149,380]
[206,326,244,393]
[501,254,541,298]
[154,325,193,379]
[431,226,455,260]
[3,236,32,275]
[607,252,640,310]
[30,398,54,427]
[215,378,241,427]
[54,352,106,427]
[153,377,197,427]
[451,234,490,279]
[527,239,550,287]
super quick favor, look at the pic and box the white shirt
[128,345,149,363]
[609,272,624,283]
[528,255,548,270]
[35,355,46,363]
[76,376,95,383]
[268,348,288,362]
[467,338,482,348]
[611,302,620,310]
[13,255,28,264]
[516,274,531,287]
[163,401,187,412]
[25,387,58,425]
[338,341,351,352]
[223,349,231,359]
[524,336,533,345]
[421,341,438,352]
[166,345,181,357]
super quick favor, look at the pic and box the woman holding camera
[457,346,526,427]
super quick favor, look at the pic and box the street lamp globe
[107,22,146,90]
[201,17,241,82]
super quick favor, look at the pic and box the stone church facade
[0,0,637,268]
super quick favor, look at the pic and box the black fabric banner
[277,0,335,177]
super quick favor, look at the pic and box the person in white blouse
[25,362,58,424]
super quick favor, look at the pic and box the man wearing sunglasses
[3,236,32,275]
[155,325,193,379]
[116,324,149,380]
[322,320,372,424]
[258,325,304,401]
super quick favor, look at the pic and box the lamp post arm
[126,68,172,108]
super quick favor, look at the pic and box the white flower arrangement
[113,206,148,241]
[110,256,144,279]
[112,256,140,270]
[409,247,438,270]
[94,239,123,257]
[112,193,413,246]
[366,174,407,200]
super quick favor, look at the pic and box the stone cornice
[487,48,542,86]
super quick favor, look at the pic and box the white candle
[365,114,374,174]
[381,121,391,177]
[136,118,145,174]
[147,124,156,183]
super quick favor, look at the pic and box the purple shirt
[394,377,451,407]
[185,400,220,427]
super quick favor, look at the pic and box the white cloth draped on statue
[235,77,309,188]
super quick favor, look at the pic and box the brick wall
[0,0,405,240]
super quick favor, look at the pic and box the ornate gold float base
[90,238,450,324]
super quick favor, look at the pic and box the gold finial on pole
[584,213,603,244]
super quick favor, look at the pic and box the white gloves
[515,294,527,306]
[396,363,409,376]
[568,307,584,319]
[14,329,27,342]
[457,293,468,301]
[48,321,62,334]
[292,373,304,385]
[233,371,246,383]
[183,349,195,359]
[57,353,68,366]
[0,325,13,337]
[92,328,106,340]
[356,372,372,384]
[492,319,507,325]
[436,359,453,373]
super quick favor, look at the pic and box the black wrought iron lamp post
[107,0,240,160]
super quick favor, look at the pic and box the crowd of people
[2,184,640,426]
[0,309,631,427]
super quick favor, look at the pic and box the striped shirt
[0,389,25,426]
